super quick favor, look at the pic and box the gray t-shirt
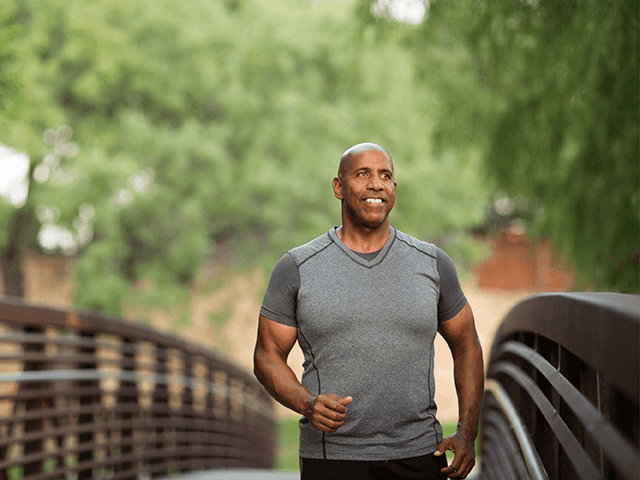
[260,227,467,461]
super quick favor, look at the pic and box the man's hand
[304,394,353,433]
[434,431,476,479]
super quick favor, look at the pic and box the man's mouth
[364,198,384,204]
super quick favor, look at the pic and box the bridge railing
[480,292,639,480]
[0,297,276,480]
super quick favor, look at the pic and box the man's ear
[332,176,343,200]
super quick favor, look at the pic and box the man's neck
[336,223,390,253]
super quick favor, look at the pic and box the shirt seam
[395,234,437,260]
[295,235,334,269]
[297,326,327,459]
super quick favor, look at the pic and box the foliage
[424,0,639,292]
[353,1,499,272]
[356,0,639,292]
[1,0,492,314]
[0,3,20,117]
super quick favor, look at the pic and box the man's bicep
[256,314,298,359]
[438,302,479,354]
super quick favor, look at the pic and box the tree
[0,2,38,297]
[1,0,492,314]
[439,0,639,292]
[358,0,639,292]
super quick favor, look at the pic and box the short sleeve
[259,252,300,327]
[436,247,467,322]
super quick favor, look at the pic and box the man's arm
[434,301,484,479]
[253,314,352,432]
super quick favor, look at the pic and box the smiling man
[254,143,484,480]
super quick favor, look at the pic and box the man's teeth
[365,198,383,204]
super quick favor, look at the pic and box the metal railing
[480,293,639,480]
[0,297,276,480]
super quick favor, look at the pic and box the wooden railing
[480,293,639,480]
[0,297,276,480]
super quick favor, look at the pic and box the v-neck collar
[328,226,396,268]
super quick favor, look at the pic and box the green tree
[432,0,639,292]
[0,3,19,114]
[0,2,41,297]
[1,0,492,314]
[360,0,639,292]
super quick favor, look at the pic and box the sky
[0,144,29,208]
[371,0,427,24]
[0,143,95,254]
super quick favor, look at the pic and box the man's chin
[343,207,391,231]
[358,217,389,230]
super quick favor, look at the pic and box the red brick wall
[474,232,574,291]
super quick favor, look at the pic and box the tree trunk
[0,207,38,298]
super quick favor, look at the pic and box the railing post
[179,349,193,472]
[205,359,216,471]
[21,325,46,477]
[116,336,137,480]
[76,329,100,480]
[150,343,170,476]
[1,330,18,480]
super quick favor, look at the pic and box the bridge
[0,293,638,479]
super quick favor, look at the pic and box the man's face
[333,149,397,230]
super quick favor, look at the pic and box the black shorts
[300,453,449,480]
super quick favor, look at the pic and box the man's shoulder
[393,228,438,259]
[287,230,334,265]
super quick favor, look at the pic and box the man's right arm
[253,314,352,432]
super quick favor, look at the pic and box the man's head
[337,143,394,179]
[333,143,396,231]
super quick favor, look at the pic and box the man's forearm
[254,350,314,415]
[453,344,484,439]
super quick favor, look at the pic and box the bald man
[254,143,484,479]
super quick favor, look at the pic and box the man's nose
[367,175,383,189]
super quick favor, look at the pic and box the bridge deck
[160,467,484,479]
[157,469,300,479]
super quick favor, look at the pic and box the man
[254,143,484,479]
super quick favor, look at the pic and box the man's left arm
[435,301,484,479]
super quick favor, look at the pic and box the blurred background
[0,0,638,465]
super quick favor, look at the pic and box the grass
[274,418,480,472]
[7,466,22,480]
[275,417,301,471]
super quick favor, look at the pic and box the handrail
[0,296,277,480]
[480,292,639,480]
[484,379,547,480]
[490,292,639,400]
